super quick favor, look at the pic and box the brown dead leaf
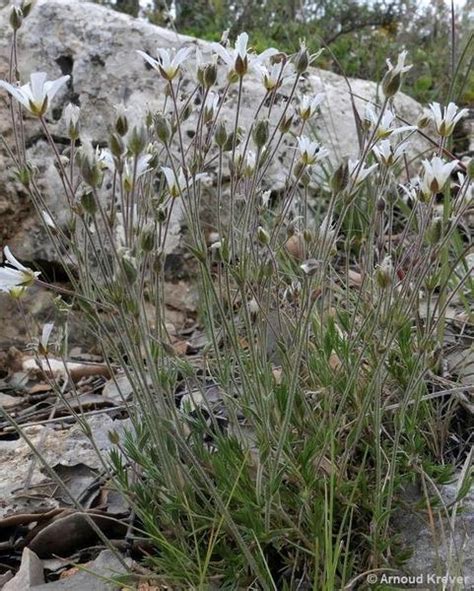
[285,233,305,261]
[28,383,53,394]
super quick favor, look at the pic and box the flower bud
[140,224,155,252]
[110,133,125,158]
[426,217,443,245]
[156,206,168,223]
[182,104,193,122]
[279,113,294,134]
[203,63,218,88]
[257,226,270,245]
[330,160,349,193]
[382,70,401,98]
[235,55,248,77]
[10,7,23,30]
[154,113,171,144]
[20,0,35,17]
[467,158,474,180]
[115,110,128,137]
[80,159,102,188]
[128,126,147,155]
[253,119,269,149]
[375,257,393,289]
[81,191,97,215]
[108,430,120,445]
[294,43,310,74]
[215,121,228,147]
[121,255,137,284]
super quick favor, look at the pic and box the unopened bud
[294,43,310,74]
[467,158,474,180]
[279,113,293,134]
[426,217,443,245]
[330,160,349,193]
[140,225,155,252]
[253,119,269,149]
[128,126,147,155]
[215,121,228,147]
[10,7,23,30]
[110,133,125,158]
[203,63,218,88]
[154,113,171,144]
[20,0,35,17]
[115,111,128,137]
[81,191,97,215]
[382,70,401,98]
[257,226,270,245]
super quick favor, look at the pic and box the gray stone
[31,550,128,591]
[396,477,474,587]
[3,547,45,591]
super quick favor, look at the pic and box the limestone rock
[0,0,427,266]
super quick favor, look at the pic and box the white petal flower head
[297,93,325,121]
[428,102,468,137]
[372,139,409,167]
[386,50,412,76]
[348,159,378,186]
[122,153,152,191]
[297,136,329,166]
[204,91,220,120]
[212,33,278,78]
[137,46,193,81]
[162,166,207,198]
[365,105,415,139]
[421,156,458,196]
[0,71,70,117]
[382,50,412,97]
[39,322,55,353]
[0,246,41,295]
[257,62,293,92]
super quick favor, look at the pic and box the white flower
[261,190,271,208]
[0,246,40,294]
[41,210,56,229]
[348,159,378,186]
[372,139,409,167]
[122,153,153,191]
[319,214,336,243]
[256,61,294,92]
[162,166,207,198]
[204,91,220,120]
[297,136,329,166]
[0,71,69,117]
[137,46,193,81]
[297,94,325,121]
[63,102,80,139]
[39,322,54,353]
[300,259,320,275]
[421,156,458,195]
[386,50,412,76]
[212,32,278,77]
[64,102,80,127]
[428,102,468,137]
[365,105,414,139]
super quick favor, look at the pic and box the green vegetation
[1,1,473,589]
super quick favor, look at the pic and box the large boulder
[0,0,427,266]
